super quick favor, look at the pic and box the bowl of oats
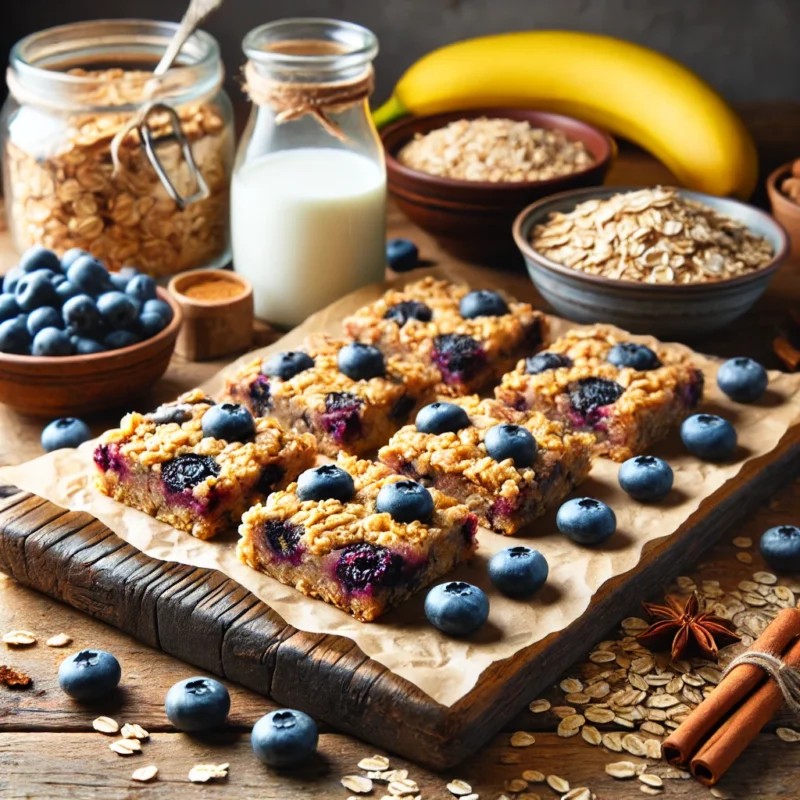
[513,185,787,336]
[382,109,614,266]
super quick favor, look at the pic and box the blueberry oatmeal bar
[238,455,478,622]
[94,390,317,540]
[495,325,704,462]
[378,396,594,535]
[342,277,547,395]
[222,336,439,457]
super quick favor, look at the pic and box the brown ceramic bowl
[767,161,800,261]
[382,108,615,267]
[0,288,182,417]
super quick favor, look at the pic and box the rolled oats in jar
[1,19,234,276]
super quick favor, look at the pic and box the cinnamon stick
[690,635,800,785]
[663,608,800,765]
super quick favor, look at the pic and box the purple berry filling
[432,334,487,387]
[93,443,127,476]
[681,371,705,409]
[161,454,220,494]
[389,393,416,422]
[321,392,363,444]
[462,514,478,545]
[263,519,304,564]
[487,495,518,525]
[248,375,272,416]
[568,377,624,428]
[335,542,404,594]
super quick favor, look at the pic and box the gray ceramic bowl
[513,186,788,336]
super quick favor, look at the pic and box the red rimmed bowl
[0,288,182,416]
[513,186,789,337]
[382,108,615,268]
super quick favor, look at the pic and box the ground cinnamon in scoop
[181,277,244,302]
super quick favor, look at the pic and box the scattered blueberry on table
[484,423,537,467]
[41,417,92,452]
[337,342,385,380]
[415,401,471,435]
[488,546,548,597]
[375,479,434,523]
[251,709,319,767]
[296,464,355,503]
[459,289,509,319]
[165,677,231,732]
[0,245,173,356]
[425,581,489,636]
[557,497,617,545]
[618,455,674,501]
[716,357,768,403]
[58,649,121,701]
[201,402,256,442]
[759,525,800,572]
[385,238,419,272]
[681,414,737,461]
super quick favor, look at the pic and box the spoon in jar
[154,0,225,75]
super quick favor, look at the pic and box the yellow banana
[373,31,757,199]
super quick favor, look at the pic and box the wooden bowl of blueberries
[0,246,182,416]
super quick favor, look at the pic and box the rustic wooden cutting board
[1,413,800,768]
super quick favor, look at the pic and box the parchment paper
[4,267,800,707]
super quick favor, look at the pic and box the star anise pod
[635,593,740,661]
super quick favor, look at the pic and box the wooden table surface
[3,137,800,799]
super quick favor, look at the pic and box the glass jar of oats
[1,19,234,276]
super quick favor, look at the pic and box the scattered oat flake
[342,775,373,793]
[506,778,529,792]
[754,571,778,585]
[776,727,800,742]
[131,765,158,782]
[529,698,551,713]
[510,731,536,747]
[522,770,545,783]
[736,552,753,564]
[639,774,663,788]
[606,761,638,779]
[546,775,570,793]
[732,537,752,548]
[110,739,141,756]
[582,725,602,746]
[446,779,472,795]
[551,706,577,718]
[560,678,583,693]
[710,788,735,799]
[121,723,149,740]
[188,763,229,783]
[640,786,663,796]
[2,631,36,647]
[461,795,480,800]
[557,714,585,737]
[0,665,32,687]
[92,716,119,734]
[45,633,72,648]
[359,755,390,771]
[586,707,616,724]
[387,778,419,796]
[589,650,616,663]
[562,789,591,800]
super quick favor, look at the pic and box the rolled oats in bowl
[397,117,594,183]
[531,186,774,284]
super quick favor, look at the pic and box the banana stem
[372,94,407,129]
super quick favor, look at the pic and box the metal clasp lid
[137,101,210,210]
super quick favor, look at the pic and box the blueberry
[337,342,385,380]
[41,417,92,451]
[126,274,158,303]
[201,402,256,442]
[50,274,67,287]
[109,272,132,291]
[58,649,121,701]
[139,312,168,338]
[3,266,24,294]
[73,337,107,355]
[15,270,58,311]
[760,525,800,572]
[321,392,363,444]
[557,497,617,545]
[149,403,193,425]
[165,677,231,732]
[32,327,72,356]
[415,401,471,435]
[681,414,737,461]
[162,454,220,493]
[618,455,674,501]
[55,280,81,303]
[607,342,662,371]
[0,316,32,354]
[66,255,111,295]
[119,266,140,279]
[375,479,434,523]
[424,581,489,636]
[296,464,354,503]
[263,351,315,380]
[383,300,432,327]
[569,377,624,418]
[432,334,486,385]
[525,352,573,374]
[142,298,173,323]
[27,306,63,336]
[62,294,101,335]
[335,542,403,591]
[459,289,509,319]
[717,357,768,403]
[97,291,139,329]
[251,709,319,767]
[488,546,549,597]
[386,238,420,272]
[0,293,20,322]
[19,245,61,274]
[264,519,303,557]
[484,424,537,467]
[104,330,141,350]
[60,248,90,270]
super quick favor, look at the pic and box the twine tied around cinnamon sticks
[242,58,374,143]
[721,649,800,714]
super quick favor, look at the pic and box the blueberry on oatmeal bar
[378,396,594,536]
[93,390,317,540]
[342,277,547,395]
[222,336,439,457]
[238,455,478,622]
[495,325,704,462]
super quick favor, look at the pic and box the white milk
[231,147,387,327]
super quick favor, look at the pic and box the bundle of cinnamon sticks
[663,607,800,785]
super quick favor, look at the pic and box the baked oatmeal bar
[93,390,317,540]
[495,325,704,462]
[378,396,594,535]
[222,336,439,457]
[342,277,547,395]
[238,454,478,622]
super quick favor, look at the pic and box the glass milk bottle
[232,18,386,327]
